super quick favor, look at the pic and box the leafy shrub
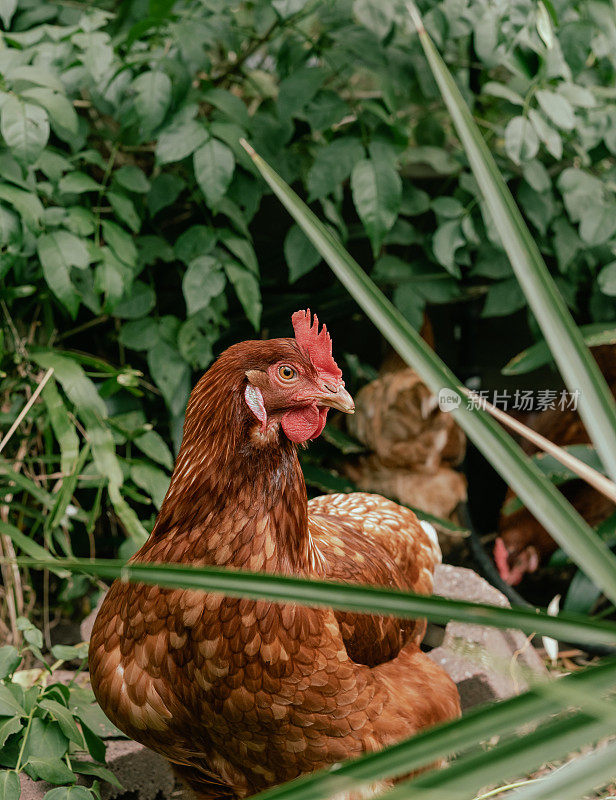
[1,0,616,614]
[0,621,119,800]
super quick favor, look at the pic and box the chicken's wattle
[281,404,328,442]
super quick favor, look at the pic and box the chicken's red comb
[291,309,342,380]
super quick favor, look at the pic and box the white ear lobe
[244,384,267,428]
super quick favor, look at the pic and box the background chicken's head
[242,309,354,443]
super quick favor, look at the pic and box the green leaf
[21,718,68,764]
[0,646,21,679]
[114,165,150,194]
[130,463,170,509]
[70,760,122,790]
[535,89,575,131]
[432,220,464,276]
[224,261,261,330]
[27,757,76,784]
[43,787,94,800]
[0,683,25,716]
[42,378,80,476]
[482,277,526,317]
[0,0,17,28]
[241,142,616,605]
[277,66,326,119]
[528,108,562,159]
[31,351,123,489]
[134,431,173,470]
[38,231,90,317]
[101,221,137,267]
[564,570,602,614]
[351,149,401,256]
[599,262,616,296]
[147,173,185,216]
[0,184,43,229]
[194,138,235,209]
[39,699,84,747]
[284,225,321,282]
[0,520,67,577]
[133,70,172,134]
[156,119,208,165]
[108,484,148,545]
[406,8,616,491]
[182,256,226,316]
[504,116,539,164]
[504,323,616,375]
[0,716,22,750]
[0,96,49,163]
[79,722,106,763]
[107,192,141,233]
[307,138,365,201]
[118,318,160,351]
[58,173,100,194]
[111,280,155,319]
[579,201,616,246]
[20,87,78,140]
[15,555,616,648]
[147,342,190,417]
[0,771,20,800]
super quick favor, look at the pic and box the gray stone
[428,564,548,710]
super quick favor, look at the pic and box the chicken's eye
[278,365,297,381]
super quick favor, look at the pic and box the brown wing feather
[308,492,441,666]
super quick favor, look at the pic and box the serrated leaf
[194,138,235,208]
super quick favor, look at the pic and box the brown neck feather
[139,352,311,574]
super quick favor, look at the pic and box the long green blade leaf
[9,557,616,646]
[406,2,616,486]
[239,141,616,606]
[509,739,616,800]
[390,711,616,800]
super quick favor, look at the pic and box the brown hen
[89,310,460,799]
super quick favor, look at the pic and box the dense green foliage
[2,0,616,587]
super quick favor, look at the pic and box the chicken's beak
[315,385,355,414]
